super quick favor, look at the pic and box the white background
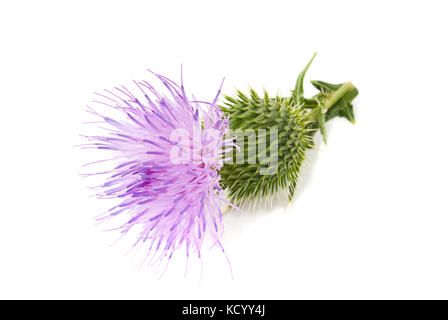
[1,0,447,299]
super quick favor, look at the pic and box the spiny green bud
[219,53,359,205]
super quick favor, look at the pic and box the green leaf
[310,80,342,92]
[293,52,317,104]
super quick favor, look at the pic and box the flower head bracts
[82,70,235,270]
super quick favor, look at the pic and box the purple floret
[82,69,235,270]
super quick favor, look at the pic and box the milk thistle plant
[82,54,358,270]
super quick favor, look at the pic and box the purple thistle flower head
[81,69,235,271]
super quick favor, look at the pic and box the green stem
[304,81,358,144]
[322,81,355,112]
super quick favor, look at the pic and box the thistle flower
[219,53,359,205]
[81,70,235,269]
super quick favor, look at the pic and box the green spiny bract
[219,53,359,204]
[219,90,313,203]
